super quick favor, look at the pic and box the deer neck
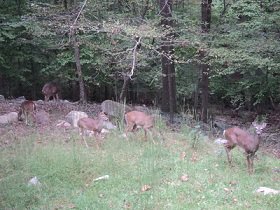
[254,133,262,145]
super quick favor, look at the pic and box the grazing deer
[18,100,36,125]
[125,111,154,140]
[77,112,109,148]
[42,82,60,101]
[223,121,267,174]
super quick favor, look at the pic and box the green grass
[0,126,279,210]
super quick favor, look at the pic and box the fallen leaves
[141,184,152,192]
[191,152,198,162]
[180,174,189,182]
[180,151,186,160]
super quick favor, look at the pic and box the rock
[28,176,41,187]
[0,112,18,124]
[214,138,228,144]
[102,121,117,130]
[36,100,44,104]
[256,187,279,195]
[133,105,150,113]
[101,100,132,118]
[35,110,50,125]
[56,120,72,128]
[15,96,26,101]
[65,111,88,127]
[0,95,5,101]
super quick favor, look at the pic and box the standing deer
[223,121,267,174]
[18,100,36,125]
[125,111,154,140]
[77,112,109,148]
[42,82,60,101]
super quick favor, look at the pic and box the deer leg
[249,153,255,174]
[225,146,233,167]
[246,154,251,174]
[94,133,101,150]
[144,129,148,141]
[246,153,255,174]
[250,156,254,174]
[25,112,29,125]
[83,135,89,148]
[80,128,89,148]
[125,123,134,136]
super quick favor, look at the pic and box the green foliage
[0,0,279,108]
[208,0,280,108]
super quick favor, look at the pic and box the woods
[0,0,280,120]
[1,2,280,209]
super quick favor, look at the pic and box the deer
[77,112,109,148]
[223,121,267,174]
[42,81,60,101]
[18,100,36,125]
[124,111,154,141]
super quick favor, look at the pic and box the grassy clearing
[0,124,279,210]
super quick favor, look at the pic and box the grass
[0,124,279,210]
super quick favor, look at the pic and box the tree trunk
[200,0,212,123]
[30,59,37,99]
[73,35,86,103]
[159,0,177,122]
[119,75,130,102]
[201,63,209,122]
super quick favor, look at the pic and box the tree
[200,0,212,123]
[159,0,177,122]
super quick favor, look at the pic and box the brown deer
[42,82,60,101]
[18,100,36,125]
[223,121,267,174]
[77,112,109,148]
[125,111,154,140]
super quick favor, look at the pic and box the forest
[0,0,280,122]
[1,1,280,209]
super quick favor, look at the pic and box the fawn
[124,111,154,140]
[77,112,109,147]
[18,100,36,125]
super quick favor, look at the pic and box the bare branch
[128,37,142,79]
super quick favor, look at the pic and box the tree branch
[127,37,142,79]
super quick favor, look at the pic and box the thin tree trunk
[167,53,176,122]
[73,35,86,103]
[30,59,37,99]
[119,75,130,102]
[201,63,209,122]
[159,0,177,122]
[200,0,212,123]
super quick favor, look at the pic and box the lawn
[0,123,279,210]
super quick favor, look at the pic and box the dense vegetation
[0,0,279,117]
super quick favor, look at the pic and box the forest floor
[1,99,279,158]
[0,99,279,209]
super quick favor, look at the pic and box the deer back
[42,82,60,99]
[224,127,260,153]
[125,111,153,128]
[18,100,36,120]
[78,112,109,133]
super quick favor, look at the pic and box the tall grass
[0,125,279,209]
